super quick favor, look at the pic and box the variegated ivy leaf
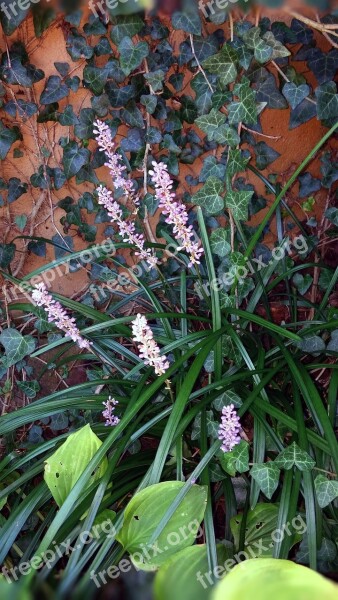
[282,82,310,109]
[274,442,316,471]
[222,335,242,365]
[210,228,231,258]
[228,80,258,125]
[315,81,338,121]
[202,44,238,87]
[195,109,227,141]
[250,463,281,499]
[213,390,242,411]
[243,27,273,64]
[314,475,338,508]
[227,148,250,178]
[220,441,250,477]
[219,291,236,310]
[225,189,254,221]
[192,176,224,215]
[262,31,291,60]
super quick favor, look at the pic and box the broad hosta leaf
[314,475,338,508]
[231,504,280,557]
[282,82,310,109]
[0,122,19,159]
[154,545,232,600]
[225,189,254,221]
[212,559,338,600]
[117,481,207,570]
[0,328,36,369]
[118,37,149,76]
[250,463,281,499]
[220,441,250,477]
[315,81,338,121]
[172,10,201,35]
[44,424,108,508]
[40,76,69,104]
[195,109,227,141]
[202,44,238,87]
[193,177,224,215]
[63,142,90,179]
[274,442,316,471]
[210,229,231,258]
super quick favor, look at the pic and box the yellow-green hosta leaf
[117,481,207,571]
[154,544,232,600]
[44,424,108,507]
[211,559,338,600]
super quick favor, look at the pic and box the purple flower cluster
[31,283,91,350]
[149,161,204,267]
[102,397,120,427]
[218,404,242,453]
[132,314,170,377]
[94,120,157,269]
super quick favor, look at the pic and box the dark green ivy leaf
[192,177,224,216]
[254,142,280,170]
[63,142,91,179]
[225,189,254,220]
[118,37,149,76]
[40,76,69,104]
[202,44,238,87]
[315,81,338,121]
[0,122,19,159]
[172,9,202,35]
[282,82,310,109]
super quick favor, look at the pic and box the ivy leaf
[202,44,238,87]
[67,30,94,61]
[0,56,34,87]
[58,105,79,126]
[74,108,95,140]
[199,156,226,182]
[282,82,310,109]
[83,65,108,95]
[121,101,144,128]
[8,178,28,202]
[118,37,149,76]
[255,72,288,109]
[228,80,257,125]
[255,142,280,170]
[192,177,224,216]
[40,76,69,104]
[298,335,326,355]
[298,172,321,198]
[0,122,19,159]
[315,81,338,121]
[111,15,144,45]
[274,442,316,471]
[307,48,338,85]
[210,229,231,258]
[141,94,158,115]
[289,99,317,130]
[172,10,201,35]
[262,31,291,59]
[250,463,281,499]
[243,27,273,64]
[227,148,250,177]
[225,189,254,221]
[220,441,250,477]
[106,82,135,107]
[63,142,90,179]
[213,390,242,411]
[292,273,313,296]
[0,328,36,369]
[195,108,227,141]
[145,70,166,92]
[213,125,240,147]
[0,243,15,268]
[314,475,338,508]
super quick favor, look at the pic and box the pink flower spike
[218,404,242,453]
[132,314,170,377]
[102,397,120,427]
[31,283,91,350]
[149,161,203,267]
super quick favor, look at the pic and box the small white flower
[132,314,170,377]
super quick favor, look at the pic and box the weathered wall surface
[0,8,335,299]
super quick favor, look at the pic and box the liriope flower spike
[132,314,170,377]
[218,404,242,453]
[149,161,204,267]
[31,283,91,350]
[102,397,120,427]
